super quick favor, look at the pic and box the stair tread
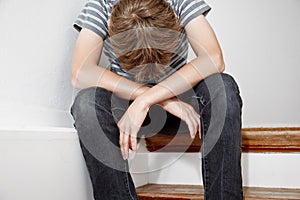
[145,127,300,153]
[136,184,300,200]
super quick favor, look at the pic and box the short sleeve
[72,0,108,39]
[178,0,212,27]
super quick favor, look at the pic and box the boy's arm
[71,28,149,100]
[137,15,225,106]
[119,14,225,159]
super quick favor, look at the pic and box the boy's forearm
[75,61,216,105]
[136,55,221,107]
[73,64,150,100]
[108,73,150,100]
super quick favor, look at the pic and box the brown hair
[108,0,182,83]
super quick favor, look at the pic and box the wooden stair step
[136,184,300,200]
[145,127,300,153]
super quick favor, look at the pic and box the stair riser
[130,152,300,188]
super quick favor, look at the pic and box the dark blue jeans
[70,73,243,200]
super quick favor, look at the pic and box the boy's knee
[220,73,243,113]
[71,87,98,116]
[70,87,111,118]
[194,73,242,115]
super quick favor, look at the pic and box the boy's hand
[118,97,150,160]
[159,98,201,139]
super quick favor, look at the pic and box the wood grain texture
[136,184,300,200]
[144,127,300,153]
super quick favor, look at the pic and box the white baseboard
[0,127,149,200]
[0,127,92,200]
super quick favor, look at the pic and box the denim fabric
[70,72,243,200]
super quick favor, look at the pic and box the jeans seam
[123,163,135,200]
[202,115,209,199]
[203,156,209,200]
[221,139,225,200]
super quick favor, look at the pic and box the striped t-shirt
[73,0,211,85]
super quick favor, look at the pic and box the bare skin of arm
[71,28,148,100]
[71,15,224,160]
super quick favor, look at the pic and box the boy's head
[108,0,182,83]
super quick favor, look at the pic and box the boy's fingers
[123,132,129,160]
[130,136,137,153]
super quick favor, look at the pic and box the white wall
[0,0,87,128]
[203,0,300,127]
[0,0,299,129]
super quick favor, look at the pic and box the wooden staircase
[135,128,300,200]
[136,184,300,200]
[144,127,300,153]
